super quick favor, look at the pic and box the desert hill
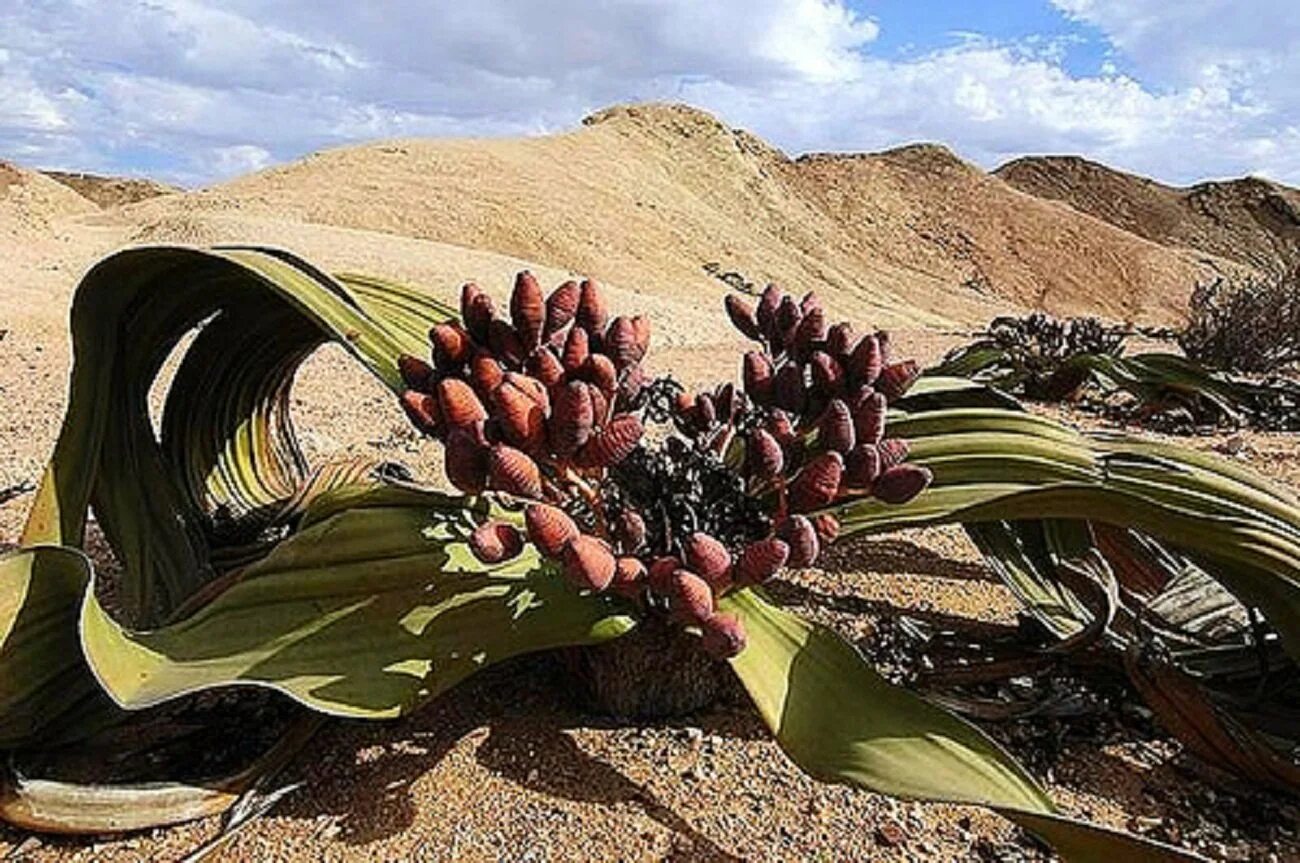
[776,142,1218,322]
[0,159,97,238]
[7,102,1300,337]
[12,99,1293,504]
[997,155,1300,278]
[115,103,1243,329]
[1,160,108,309]
[43,169,180,208]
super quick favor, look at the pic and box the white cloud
[0,1,1297,186]
[1052,1,1300,85]
[1049,0,1300,181]
[210,144,271,176]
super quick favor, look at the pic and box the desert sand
[2,103,1299,861]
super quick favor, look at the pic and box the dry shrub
[1180,269,1300,373]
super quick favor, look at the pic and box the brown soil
[3,102,1300,861]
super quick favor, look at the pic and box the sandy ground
[2,127,1300,860]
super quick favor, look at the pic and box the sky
[1,1,1297,188]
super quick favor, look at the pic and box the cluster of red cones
[398,272,649,499]
[397,273,934,660]
[724,285,933,521]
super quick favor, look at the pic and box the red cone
[701,612,747,658]
[437,378,487,430]
[684,532,732,586]
[573,414,643,468]
[877,359,920,401]
[778,515,820,568]
[487,444,543,498]
[789,452,844,512]
[818,399,855,454]
[544,280,581,340]
[734,538,789,585]
[872,464,932,504]
[562,534,616,592]
[510,271,546,349]
[469,520,524,563]
[397,354,435,393]
[725,294,762,340]
[524,503,579,558]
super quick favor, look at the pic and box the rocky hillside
[43,170,180,208]
[776,143,1214,323]
[997,155,1300,279]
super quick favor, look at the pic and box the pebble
[875,821,907,847]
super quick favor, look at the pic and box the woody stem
[561,465,609,536]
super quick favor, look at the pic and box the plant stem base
[565,615,731,719]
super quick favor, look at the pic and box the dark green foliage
[933,312,1300,432]
[1180,271,1300,374]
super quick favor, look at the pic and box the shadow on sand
[259,655,753,860]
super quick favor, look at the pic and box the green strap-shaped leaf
[5,246,457,747]
[965,520,1096,639]
[0,547,115,748]
[724,590,1202,862]
[159,293,319,539]
[839,407,1300,662]
[723,589,1047,808]
[901,374,1022,410]
[21,246,455,625]
[80,491,636,717]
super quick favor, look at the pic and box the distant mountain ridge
[114,102,1241,326]
[996,155,1300,278]
[8,103,1298,330]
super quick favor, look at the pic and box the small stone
[874,821,907,847]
